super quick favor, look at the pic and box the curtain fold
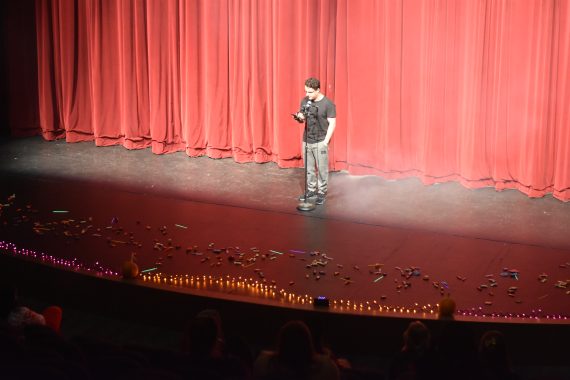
[552,0,570,201]
[32,0,570,201]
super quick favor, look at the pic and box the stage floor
[1,136,570,322]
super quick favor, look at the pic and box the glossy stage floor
[2,135,570,323]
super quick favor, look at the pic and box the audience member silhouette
[387,320,441,380]
[194,308,255,372]
[0,282,557,380]
[180,311,250,379]
[181,309,224,358]
[253,320,340,380]
[477,330,520,380]
[1,283,61,332]
[1,283,44,328]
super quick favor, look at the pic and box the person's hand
[291,113,304,123]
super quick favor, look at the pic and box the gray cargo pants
[302,141,329,195]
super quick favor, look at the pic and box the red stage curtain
[33,0,570,201]
[335,0,570,201]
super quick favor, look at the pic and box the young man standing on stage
[295,77,337,205]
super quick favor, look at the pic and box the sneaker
[316,193,326,205]
[298,191,317,201]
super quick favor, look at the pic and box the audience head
[196,309,223,341]
[276,320,316,371]
[478,330,510,369]
[403,320,431,353]
[182,315,219,357]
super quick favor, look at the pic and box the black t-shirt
[300,96,336,143]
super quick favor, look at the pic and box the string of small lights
[2,239,568,321]
[0,240,119,277]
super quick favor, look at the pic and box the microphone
[303,100,313,116]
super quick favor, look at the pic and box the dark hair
[479,330,509,369]
[276,320,315,372]
[403,320,430,352]
[182,316,219,357]
[305,77,320,91]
